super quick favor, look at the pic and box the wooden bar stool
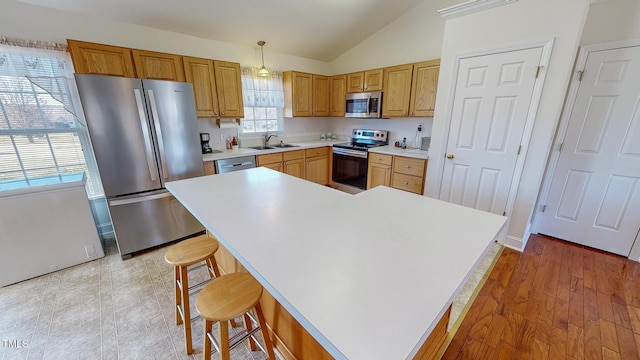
[196,272,276,360]
[165,235,222,355]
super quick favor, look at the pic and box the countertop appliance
[75,74,205,259]
[200,132,213,154]
[215,156,257,174]
[332,129,388,192]
[345,91,382,118]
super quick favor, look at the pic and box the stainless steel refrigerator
[75,74,205,259]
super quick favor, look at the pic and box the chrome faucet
[263,130,278,147]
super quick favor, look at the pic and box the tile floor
[0,237,500,360]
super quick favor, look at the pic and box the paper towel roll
[218,122,238,129]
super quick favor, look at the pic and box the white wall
[329,0,456,74]
[427,0,590,250]
[0,0,330,74]
[328,117,433,148]
[581,0,640,45]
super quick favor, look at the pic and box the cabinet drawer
[257,153,283,166]
[393,156,426,177]
[392,173,424,194]
[305,147,329,157]
[369,153,392,165]
[283,149,305,161]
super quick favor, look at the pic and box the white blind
[0,44,103,196]
[240,67,285,134]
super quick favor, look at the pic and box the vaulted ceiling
[17,0,431,61]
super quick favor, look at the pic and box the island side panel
[209,232,334,360]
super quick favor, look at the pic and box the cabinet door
[313,75,330,117]
[392,173,424,194]
[67,40,136,77]
[346,72,364,93]
[382,64,413,118]
[306,155,329,185]
[363,68,384,91]
[131,50,185,81]
[329,75,346,117]
[183,56,219,118]
[409,60,440,117]
[213,61,244,118]
[284,158,305,179]
[367,162,392,189]
[292,72,313,117]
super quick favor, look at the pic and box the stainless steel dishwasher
[214,155,257,174]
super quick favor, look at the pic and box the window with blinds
[0,45,103,197]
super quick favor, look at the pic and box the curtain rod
[1,36,68,52]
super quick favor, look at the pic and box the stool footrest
[206,325,262,354]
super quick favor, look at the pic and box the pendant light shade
[257,41,269,77]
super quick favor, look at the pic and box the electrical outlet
[220,133,225,141]
[418,124,423,132]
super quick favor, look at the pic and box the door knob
[446,154,455,159]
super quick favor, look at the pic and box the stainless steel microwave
[345,91,382,118]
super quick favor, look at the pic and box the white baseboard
[501,235,524,252]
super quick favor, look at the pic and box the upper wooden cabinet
[283,71,314,117]
[183,56,220,118]
[68,40,136,77]
[131,49,185,82]
[346,68,383,93]
[382,64,414,118]
[313,75,330,117]
[409,60,440,117]
[213,61,244,118]
[329,75,346,117]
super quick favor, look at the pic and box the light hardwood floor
[442,234,640,360]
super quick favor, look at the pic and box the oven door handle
[332,148,368,158]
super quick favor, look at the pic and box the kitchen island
[166,168,506,359]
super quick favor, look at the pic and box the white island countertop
[166,168,506,360]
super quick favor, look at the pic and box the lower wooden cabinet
[367,154,427,194]
[257,152,284,172]
[391,156,427,194]
[203,160,215,175]
[305,147,330,185]
[366,153,393,189]
[283,150,305,179]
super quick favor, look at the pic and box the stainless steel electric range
[332,129,389,193]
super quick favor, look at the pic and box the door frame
[532,38,640,259]
[436,38,554,248]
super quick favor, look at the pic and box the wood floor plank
[599,289,616,322]
[494,340,515,359]
[554,297,570,332]
[628,306,640,335]
[585,320,603,360]
[483,313,506,349]
[473,343,496,360]
[602,347,621,360]
[615,323,639,360]
[549,327,568,359]
[567,323,585,359]
[455,337,481,360]
[600,319,619,353]
[611,302,633,330]
[584,287,600,322]
[569,276,585,328]
[532,337,550,360]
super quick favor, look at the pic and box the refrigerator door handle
[109,191,172,206]
[134,89,158,182]
[147,89,170,180]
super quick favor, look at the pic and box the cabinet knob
[403,112,407,116]
[316,151,320,155]
[404,181,409,185]
[446,154,455,159]
[406,165,411,168]
[221,111,225,115]
[377,157,381,160]
[214,111,218,115]
[410,112,414,116]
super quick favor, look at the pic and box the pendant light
[257,41,270,77]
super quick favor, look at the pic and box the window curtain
[241,67,284,108]
[0,42,104,197]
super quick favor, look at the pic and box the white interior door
[440,47,543,215]
[538,45,640,256]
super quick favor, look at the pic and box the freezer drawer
[108,190,204,258]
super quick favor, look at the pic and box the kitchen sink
[272,144,300,148]
[248,145,276,150]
